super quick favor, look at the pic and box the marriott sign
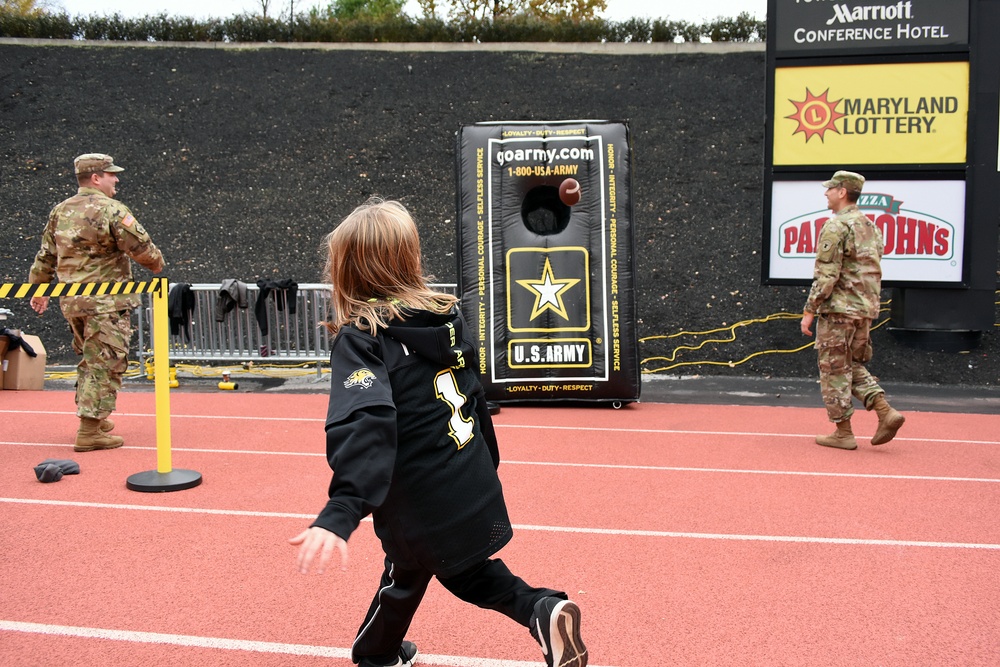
[773,0,969,54]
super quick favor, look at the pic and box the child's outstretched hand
[289,526,349,574]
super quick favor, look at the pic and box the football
[558,178,581,206]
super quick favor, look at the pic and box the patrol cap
[822,170,865,192]
[74,153,125,176]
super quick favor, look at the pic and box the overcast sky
[53,0,767,24]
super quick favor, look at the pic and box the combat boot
[816,419,857,450]
[100,418,115,432]
[869,394,905,445]
[75,417,124,452]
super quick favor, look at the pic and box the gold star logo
[515,258,580,321]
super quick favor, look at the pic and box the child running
[289,197,588,667]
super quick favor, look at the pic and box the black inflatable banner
[456,120,640,404]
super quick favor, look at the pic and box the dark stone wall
[1,42,995,385]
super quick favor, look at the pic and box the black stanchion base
[126,469,203,493]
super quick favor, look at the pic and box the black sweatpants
[351,556,565,664]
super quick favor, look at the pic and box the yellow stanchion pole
[126,277,202,492]
[153,274,172,473]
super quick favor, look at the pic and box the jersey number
[434,369,475,450]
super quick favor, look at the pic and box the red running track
[1,389,999,666]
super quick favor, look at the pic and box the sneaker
[357,640,417,667]
[531,597,588,667]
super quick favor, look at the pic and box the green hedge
[0,11,765,43]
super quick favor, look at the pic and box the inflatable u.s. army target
[456,120,640,405]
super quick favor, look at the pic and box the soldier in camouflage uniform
[800,171,905,450]
[28,154,165,452]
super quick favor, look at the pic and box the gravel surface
[1,42,996,388]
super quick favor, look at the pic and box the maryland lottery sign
[773,61,969,166]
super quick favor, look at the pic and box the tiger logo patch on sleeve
[344,368,377,389]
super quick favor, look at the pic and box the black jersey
[312,307,512,577]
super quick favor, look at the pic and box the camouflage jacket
[804,204,883,319]
[28,187,165,316]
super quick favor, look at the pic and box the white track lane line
[3,441,999,485]
[0,620,607,667]
[2,497,998,550]
[1,409,323,423]
[3,409,998,445]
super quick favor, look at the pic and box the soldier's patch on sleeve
[119,214,148,238]
[816,238,838,262]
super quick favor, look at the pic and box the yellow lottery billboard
[773,62,968,165]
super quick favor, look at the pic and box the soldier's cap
[74,153,124,176]
[822,170,865,192]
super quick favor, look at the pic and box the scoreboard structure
[762,0,1000,350]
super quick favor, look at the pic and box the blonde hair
[323,197,458,334]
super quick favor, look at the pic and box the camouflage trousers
[62,308,132,420]
[815,314,883,423]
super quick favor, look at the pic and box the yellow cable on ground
[639,311,802,343]
[644,340,818,373]
[640,312,803,364]
[641,304,893,373]
[135,359,330,381]
[45,360,146,381]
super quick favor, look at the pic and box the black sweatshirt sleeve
[311,404,397,541]
[311,328,397,540]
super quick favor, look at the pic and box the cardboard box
[3,333,46,391]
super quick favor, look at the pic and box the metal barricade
[136,282,457,374]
